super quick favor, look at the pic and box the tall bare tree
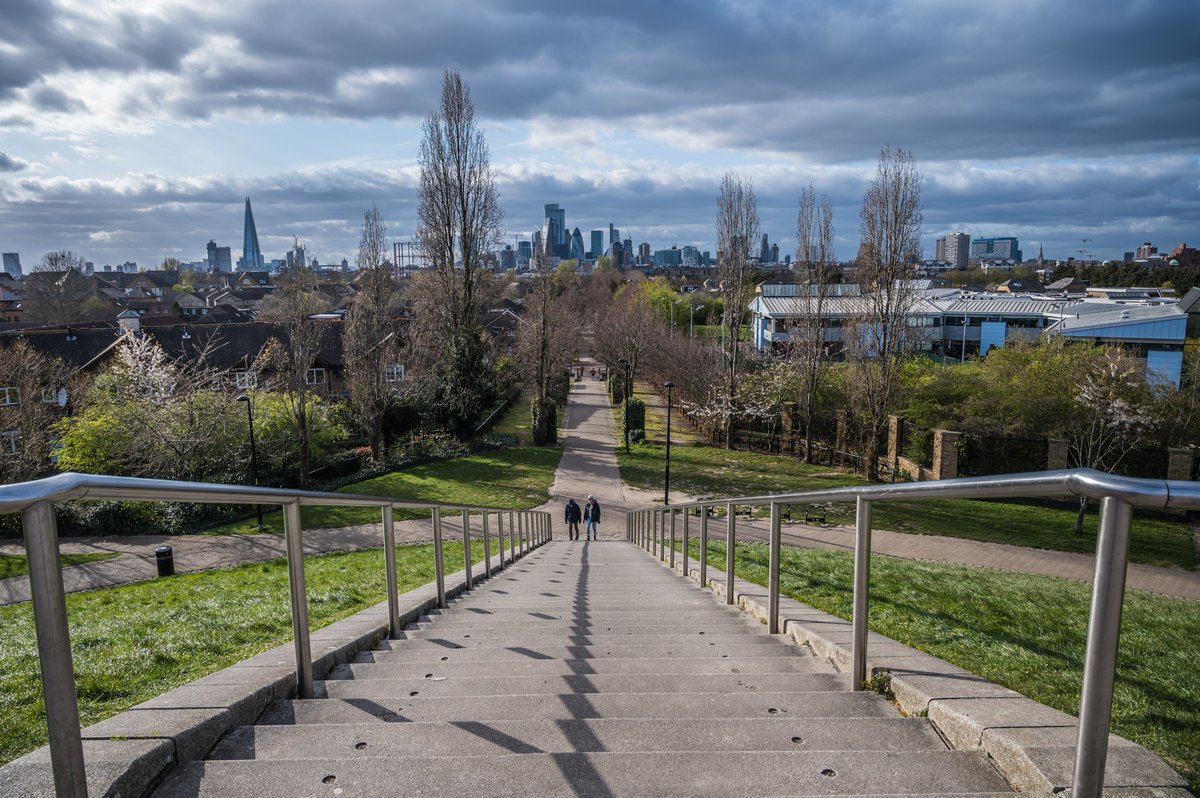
[344,205,399,459]
[22,250,101,324]
[0,341,79,483]
[259,238,330,485]
[847,146,923,480]
[789,185,837,462]
[518,249,579,444]
[415,70,504,436]
[715,172,760,448]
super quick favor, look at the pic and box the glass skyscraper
[242,197,264,271]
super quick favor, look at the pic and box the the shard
[242,197,264,271]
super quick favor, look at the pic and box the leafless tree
[344,205,400,459]
[22,250,101,324]
[258,238,331,485]
[517,250,580,444]
[789,185,836,462]
[847,146,923,480]
[0,341,80,483]
[592,284,659,396]
[715,172,760,447]
[414,69,504,436]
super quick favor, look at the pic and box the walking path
[1,351,1196,605]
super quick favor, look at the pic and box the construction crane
[1077,238,1092,264]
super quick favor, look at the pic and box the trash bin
[154,545,174,577]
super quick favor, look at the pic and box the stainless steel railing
[625,468,1200,798]
[0,472,553,798]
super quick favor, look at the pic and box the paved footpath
[2,352,1197,604]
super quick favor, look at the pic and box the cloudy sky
[1,0,1198,270]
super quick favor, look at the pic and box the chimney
[117,310,141,336]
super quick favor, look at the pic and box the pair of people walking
[564,495,600,540]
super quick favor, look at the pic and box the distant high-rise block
[242,198,264,272]
[517,240,532,270]
[1135,242,1157,259]
[944,232,970,269]
[935,237,947,262]
[207,239,232,273]
[590,230,604,260]
[2,253,21,278]
[769,243,779,263]
[570,228,586,261]
[970,236,1017,262]
[543,204,566,257]
[760,233,770,263]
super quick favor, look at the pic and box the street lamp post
[663,380,675,505]
[617,357,631,452]
[236,394,264,529]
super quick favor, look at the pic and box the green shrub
[624,398,646,443]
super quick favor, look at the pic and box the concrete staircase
[154,541,1017,796]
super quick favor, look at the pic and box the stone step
[390,631,775,647]
[411,611,751,627]
[208,717,948,760]
[404,620,759,635]
[374,634,786,652]
[259,691,896,725]
[363,643,805,663]
[314,671,851,699]
[335,655,827,678]
[156,750,1012,796]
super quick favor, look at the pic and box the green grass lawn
[0,540,490,766]
[488,390,568,445]
[615,381,700,446]
[619,442,1197,569]
[672,537,1200,791]
[206,446,562,535]
[0,553,121,580]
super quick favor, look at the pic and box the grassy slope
[206,446,563,535]
[677,537,1199,791]
[620,442,1196,570]
[0,541,488,766]
[0,553,121,580]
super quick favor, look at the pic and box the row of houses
[748,283,1199,387]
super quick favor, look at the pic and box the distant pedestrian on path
[584,495,601,540]
[565,498,582,541]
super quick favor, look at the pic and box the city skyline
[0,1,1197,268]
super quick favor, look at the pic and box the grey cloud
[0,152,26,172]
[2,0,1195,162]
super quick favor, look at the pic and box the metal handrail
[0,472,553,798]
[625,468,1200,798]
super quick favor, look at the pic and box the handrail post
[726,503,736,605]
[22,501,88,798]
[282,501,313,698]
[462,509,472,590]
[699,506,708,587]
[482,512,492,578]
[432,507,446,609]
[768,501,781,634]
[682,506,689,575]
[651,509,658,553]
[1072,495,1133,798]
[851,496,873,690]
[382,505,400,639]
[497,511,506,566]
[507,510,515,560]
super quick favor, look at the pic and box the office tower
[682,245,699,267]
[970,236,1019,261]
[531,231,543,261]
[517,240,532,270]
[944,232,970,269]
[2,253,21,278]
[206,240,232,273]
[935,237,946,261]
[241,197,264,271]
[590,230,604,260]
[543,203,566,257]
[286,245,307,269]
[770,243,779,263]
[609,224,620,252]
[637,242,651,266]
[760,233,770,262]
[500,245,516,271]
[568,228,584,261]
[1135,242,1157,259]
[623,239,632,267]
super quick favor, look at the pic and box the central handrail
[0,472,553,798]
[626,468,1200,798]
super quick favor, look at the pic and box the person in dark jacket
[583,495,601,540]
[565,498,582,540]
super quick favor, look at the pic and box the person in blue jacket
[583,495,601,540]
[564,498,582,540]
